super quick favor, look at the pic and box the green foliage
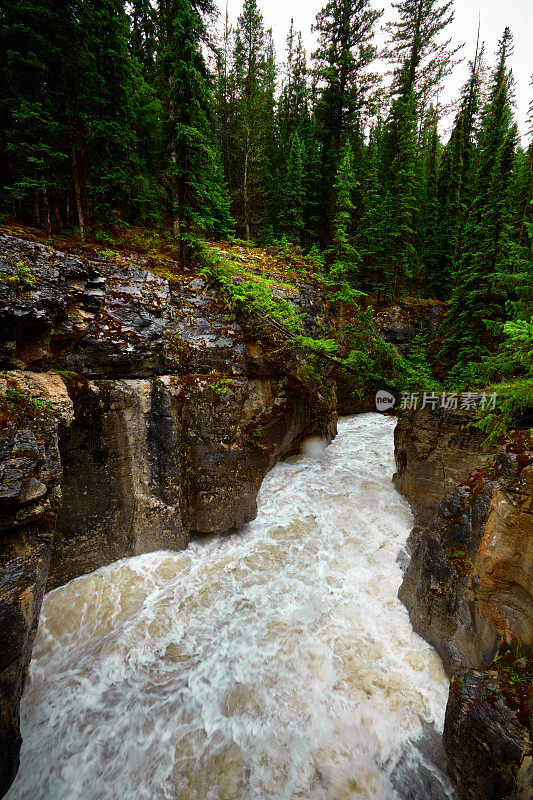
[380,81,420,294]
[0,387,59,418]
[200,248,305,334]
[1,0,531,410]
[312,0,382,246]
[403,327,435,390]
[306,244,325,270]
[326,142,365,306]
[0,261,36,289]
[445,29,518,368]
[282,133,306,243]
[340,307,408,392]
[100,249,120,261]
[384,0,461,111]
[470,315,533,441]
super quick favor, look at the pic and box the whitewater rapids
[7,414,456,800]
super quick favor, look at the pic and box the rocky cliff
[394,406,533,800]
[0,232,337,795]
[336,297,446,414]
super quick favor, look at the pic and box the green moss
[492,642,533,728]
[0,387,60,419]
[200,248,305,336]
[49,370,80,388]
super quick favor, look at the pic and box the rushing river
[8,414,457,800]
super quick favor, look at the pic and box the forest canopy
[0,0,532,419]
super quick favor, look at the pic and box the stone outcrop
[394,407,499,534]
[0,371,73,797]
[444,670,532,800]
[0,232,337,795]
[374,298,446,357]
[50,372,328,588]
[394,406,533,800]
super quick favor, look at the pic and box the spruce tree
[384,0,461,115]
[1,0,71,232]
[302,124,323,248]
[445,28,518,373]
[419,107,442,295]
[380,66,420,295]
[278,22,309,149]
[432,41,484,295]
[312,0,382,245]
[157,0,232,254]
[356,120,387,289]
[282,133,305,244]
[326,142,362,353]
[79,0,146,226]
[230,0,275,239]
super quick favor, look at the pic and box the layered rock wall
[394,406,533,800]
[50,373,324,588]
[0,372,72,796]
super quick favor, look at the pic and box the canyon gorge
[0,232,531,800]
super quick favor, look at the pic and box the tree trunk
[244,138,250,240]
[41,161,52,236]
[33,190,41,227]
[71,147,86,243]
[518,144,533,245]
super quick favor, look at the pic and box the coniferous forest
[1,0,532,428]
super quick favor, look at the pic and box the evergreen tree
[377,0,460,292]
[384,0,461,115]
[80,0,147,226]
[380,67,420,295]
[312,0,382,245]
[214,4,233,192]
[157,0,232,254]
[1,0,71,232]
[278,22,308,148]
[229,0,275,239]
[326,142,363,353]
[432,40,484,295]
[445,28,517,372]
[282,132,305,243]
[419,106,442,295]
[301,124,323,248]
[404,327,434,388]
[356,120,387,289]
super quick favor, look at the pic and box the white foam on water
[7,414,457,800]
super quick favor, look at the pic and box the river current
[7,414,457,800]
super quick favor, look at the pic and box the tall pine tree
[157,0,232,255]
[445,28,517,373]
[312,0,381,246]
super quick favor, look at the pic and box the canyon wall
[394,406,533,800]
[0,233,336,795]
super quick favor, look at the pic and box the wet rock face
[0,233,337,795]
[0,372,72,797]
[0,233,326,379]
[395,407,533,800]
[50,373,329,588]
[394,407,499,532]
[374,299,445,356]
[444,671,532,800]
[397,412,533,671]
